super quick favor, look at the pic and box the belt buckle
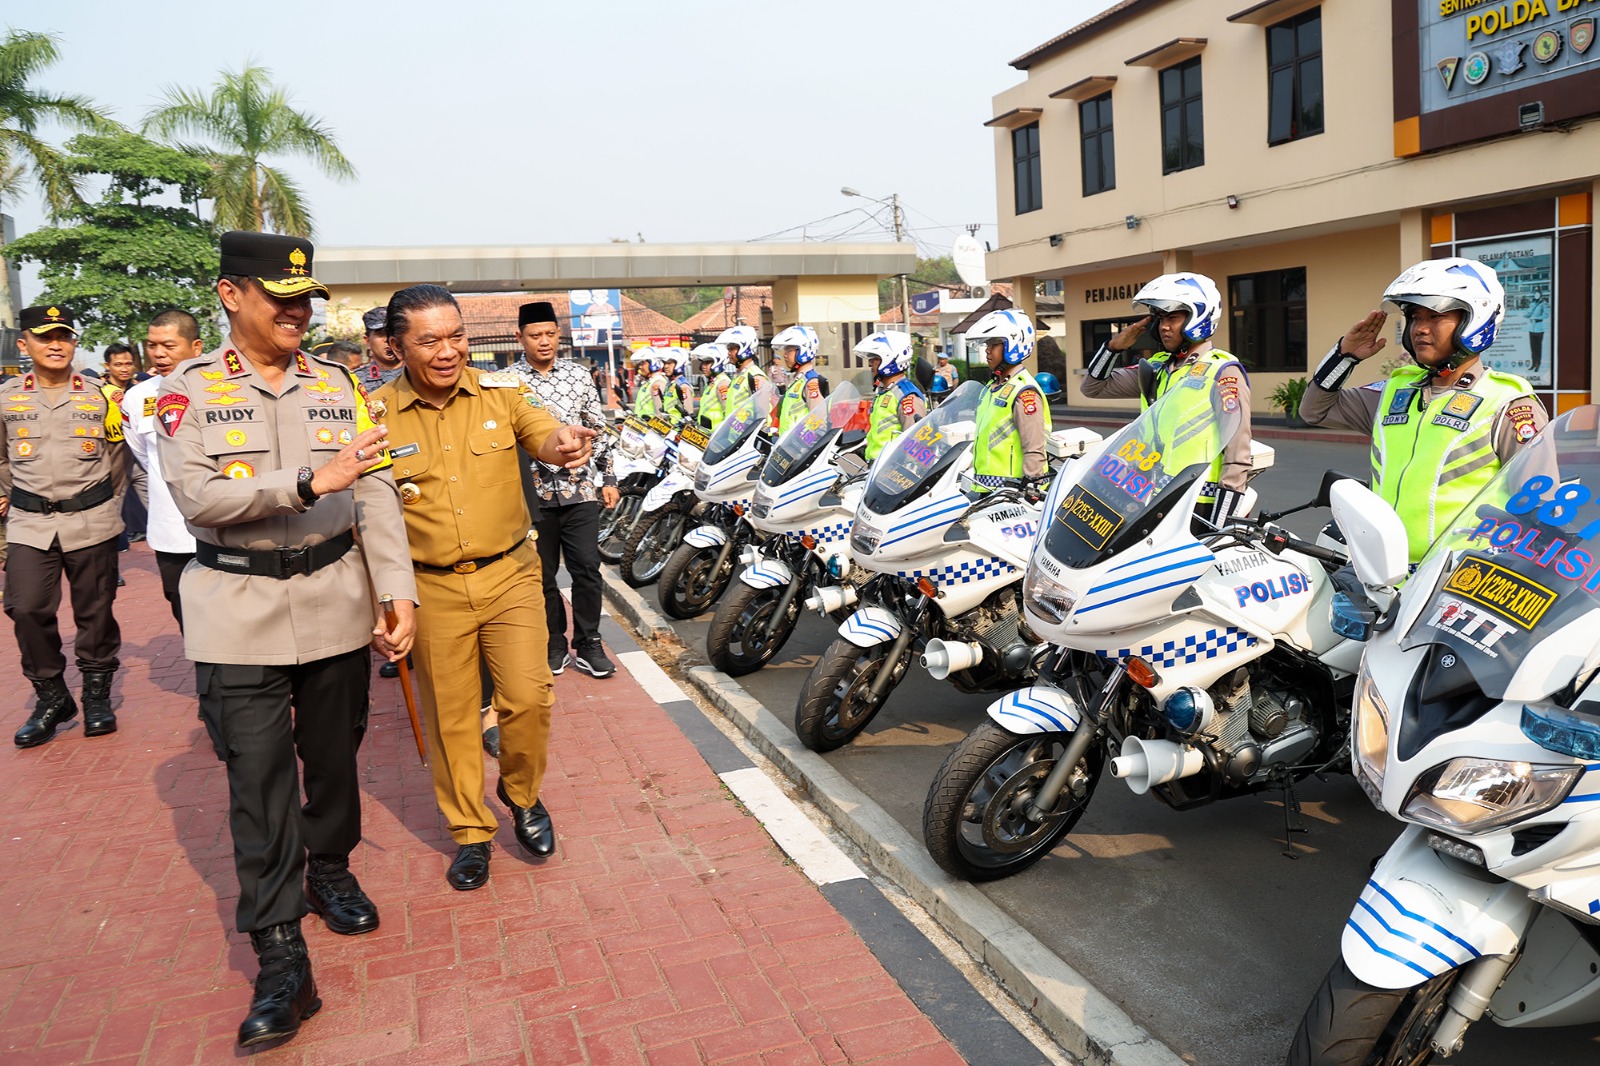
[452,560,478,574]
[280,546,312,577]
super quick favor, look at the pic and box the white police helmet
[771,325,819,366]
[714,325,760,363]
[1132,272,1223,348]
[966,308,1035,366]
[691,342,726,373]
[1382,257,1505,366]
[853,330,914,378]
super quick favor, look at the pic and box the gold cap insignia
[46,307,61,318]
[288,247,308,275]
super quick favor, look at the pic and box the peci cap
[362,306,388,332]
[219,230,331,299]
[20,305,78,336]
[518,301,559,329]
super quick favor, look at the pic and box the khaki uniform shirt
[0,372,128,551]
[155,346,417,666]
[371,367,563,568]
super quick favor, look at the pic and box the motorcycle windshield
[702,385,776,466]
[1399,406,1600,700]
[860,379,985,513]
[760,383,864,487]
[1033,381,1242,571]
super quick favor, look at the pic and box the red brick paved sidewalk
[0,546,966,1065]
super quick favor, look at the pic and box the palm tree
[0,29,117,327]
[144,63,355,238]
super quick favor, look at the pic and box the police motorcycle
[654,385,778,619]
[615,405,705,587]
[791,379,1102,752]
[598,411,676,565]
[919,382,1383,883]
[706,383,871,676]
[1289,407,1600,1065]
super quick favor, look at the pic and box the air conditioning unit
[970,285,989,300]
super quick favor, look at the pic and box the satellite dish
[951,234,988,288]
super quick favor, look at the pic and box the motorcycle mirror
[1314,469,1364,509]
[912,355,936,391]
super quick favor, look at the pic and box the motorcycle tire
[794,637,905,752]
[657,541,732,620]
[921,722,1104,883]
[599,490,645,565]
[619,503,687,588]
[707,579,801,677]
[1287,956,1459,1066]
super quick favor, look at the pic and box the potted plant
[1268,376,1308,427]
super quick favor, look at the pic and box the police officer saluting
[2,305,129,746]
[155,232,418,1048]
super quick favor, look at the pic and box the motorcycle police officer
[1299,257,1547,563]
[773,325,826,435]
[965,309,1051,492]
[717,325,768,409]
[856,330,927,462]
[631,349,667,418]
[1082,272,1255,525]
[693,342,733,429]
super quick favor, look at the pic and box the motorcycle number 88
[1505,475,1600,537]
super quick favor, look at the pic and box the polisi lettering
[1235,572,1307,606]
[204,408,257,424]
[1468,516,1600,591]
[306,407,355,422]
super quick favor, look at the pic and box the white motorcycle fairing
[739,557,792,590]
[642,468,692,514]
[983,685,1086,734]
[683,525,728,549]
[839,606,903,647]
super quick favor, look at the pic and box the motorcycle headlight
[1402,758,1582,835]
[851,526,880,555]
[1352,664,1389,809]
[1022,566,1078,625]
[694,467,711,491]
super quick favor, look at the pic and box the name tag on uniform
[391,442,420,458]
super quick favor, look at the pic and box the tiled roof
[454,291,685,341]
[680,287,773,334]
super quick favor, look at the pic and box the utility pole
[892,193,911,337]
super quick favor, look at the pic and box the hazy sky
[10,0,1114,300]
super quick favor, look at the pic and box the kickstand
[1278,776,1308,859]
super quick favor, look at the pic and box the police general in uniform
[371,284,596,892]
[1,304,129,746]
[155,232,418,1048]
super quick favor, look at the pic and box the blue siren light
[1521,705,1600,761]
[1164,687,1208,734]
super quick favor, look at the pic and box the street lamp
[841,187,912,340]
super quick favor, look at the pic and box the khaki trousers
[412,540,554,845]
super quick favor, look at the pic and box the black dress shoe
[305,856,379,935]
[481,725,501,759]
[15,678,78,749]
[447,842,491,890]
[497,778,555,858]
[238,922,320,1047]
[378,659,400,679]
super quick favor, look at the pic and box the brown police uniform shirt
[371,367,563,569]
[154,346,417,666]
[0,372,128,551]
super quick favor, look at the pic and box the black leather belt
[414,539,525,576]
[196,530,355,579]
[10,478,116,515]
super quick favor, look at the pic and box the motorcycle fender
[739,558,792,590]
[1342,824,1537,990]
[985,686,1084,735]
[838,607,902,647]
[684,525,727,549]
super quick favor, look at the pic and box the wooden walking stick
[380,594,428,767]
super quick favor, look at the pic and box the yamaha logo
[1441,653,1457,668]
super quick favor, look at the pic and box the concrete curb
[600,578,1185,1065]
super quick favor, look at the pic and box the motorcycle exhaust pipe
[920,639,985,681]
[804,585,859,614]
[1110,736,1205,796]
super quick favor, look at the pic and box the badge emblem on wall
[1462,51,1491,85]
[1436,56,1460,90]
[1575,18,1595,55]
[1493,38,1525,76]
[1532,29,1562,63]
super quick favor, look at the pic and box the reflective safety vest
[1371,366,1532,563]
[634,372,666,418]
[662,375,689,420]
[973,368,1050,491]
[700,372,732,428]
[866,379,925,460]
[726,364,768,409]
[1142,350,1241,506]
[779,369,823,435]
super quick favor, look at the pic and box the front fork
[767,549,811,629]
[708,511,742,578]
[867,592,932,705]
[1025,657,1127,821]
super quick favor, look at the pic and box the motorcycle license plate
[680,425,710,450]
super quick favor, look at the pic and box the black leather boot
[15,678,78,748]
[82,671,116,737]
[237,921,320,1047]
[305,855,379,935]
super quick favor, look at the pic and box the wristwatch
[296,466,319,506]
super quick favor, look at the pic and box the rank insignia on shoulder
[224,351,248,376]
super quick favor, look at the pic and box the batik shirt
[507,358,615,505]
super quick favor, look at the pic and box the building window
[1080,317,1147,369]
[1160,58,1204,174]
[1013,122,1042,214]
[1080,93,1115,196]
[1228,268,1307,372]
[1268,9,1324,145]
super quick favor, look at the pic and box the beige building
[987,0,1600,417]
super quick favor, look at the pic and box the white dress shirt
[121,375,197,553]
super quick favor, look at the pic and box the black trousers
[154,551,194,631]
[195,647,370,934]
[3,537,121,681]
[532,500,602,652]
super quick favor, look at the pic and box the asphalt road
[629,434,1600,1065]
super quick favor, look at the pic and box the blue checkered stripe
[1096,627,1258,668]
[801,520,852,548]
[900,556,1019,587]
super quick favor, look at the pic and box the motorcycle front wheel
[794,636,905,752]
[598,489,645,565]
[657,541,732,619]
[1288,957,1460,1066]
[707,580,801,677]
[921,722,1104,882]
[619,503,686,588]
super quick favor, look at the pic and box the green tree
[7,132,221,348]
[878,255,962,314]
[0,29,118,326]
[143,63,355,237]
